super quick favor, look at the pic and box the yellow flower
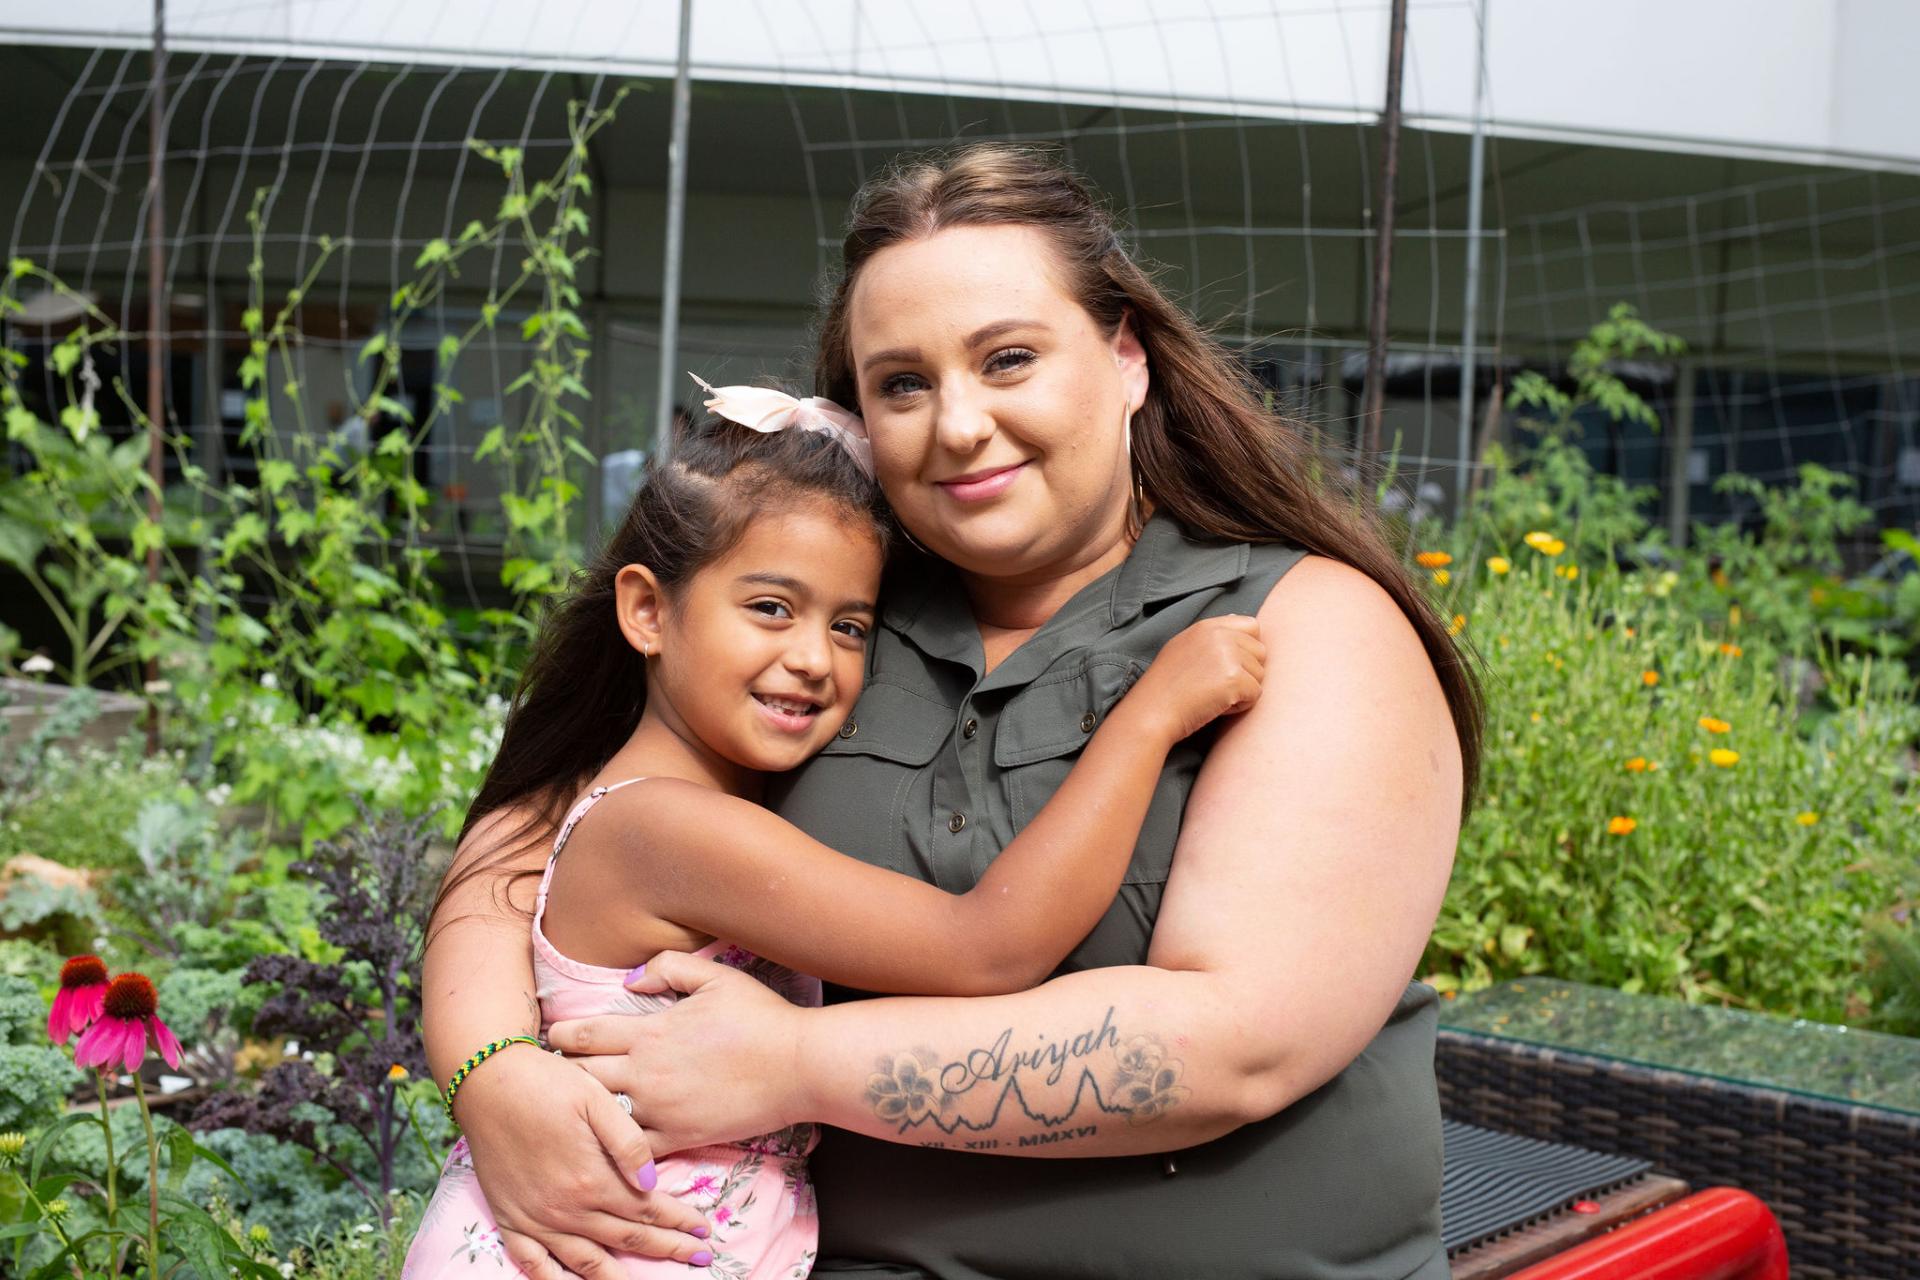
[1523,530,1556,550]
[1718,642,1743,657]
[1623,626,1636,638]
[1641,670,1660,687]
[1711,567,1729,589]
[1795,811,1819,826]
[1447,613,1466,637]
[1415,551,1453,569]
[1624,756,1650,773]
[1729,605,1742,627]
[1554,564,1579,580]
[1486,556,1511,575]
[1529,711,1542,723]
[1697,716,1731,734]
[1542,539,1567,557]
[1709,748,1740,768]
[387,1063,409,1081]
[1607,816,1638,836]
[1432,568,1452,586]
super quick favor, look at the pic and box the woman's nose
[932,388,995,455]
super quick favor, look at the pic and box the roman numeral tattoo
[863,1007,1191,1150]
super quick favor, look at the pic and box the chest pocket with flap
[993,656,1197,885]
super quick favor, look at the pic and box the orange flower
[1624,756,1650,773]
[1447,613,1466,637]
[1641,670,1660,687]
[1697,716,1731,734]
[1709,748,1740,768]
[1415,551,1453,569]
[1718,642,1743,657]
[1607,816,1638,836]
[1711,567,1729,589]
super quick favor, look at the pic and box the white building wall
[6,0,1918,170]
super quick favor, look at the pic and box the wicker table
[1438,980,1920,1280]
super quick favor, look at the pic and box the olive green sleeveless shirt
[768,515,1449,1280]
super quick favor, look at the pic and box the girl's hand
[548,951,809,1156]
[1118,614,1267,745]
[452,1043,716,1275]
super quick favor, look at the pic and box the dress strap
[536,777,650,931]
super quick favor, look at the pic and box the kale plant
[194,805,436,1223]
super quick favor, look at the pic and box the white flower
[143,679,172,695]
[354,1223,374,1234]
[259,672,278,690]
[20,654,54,674]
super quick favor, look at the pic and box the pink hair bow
[689,373,874,479]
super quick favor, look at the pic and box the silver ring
[614,1091,633,1117]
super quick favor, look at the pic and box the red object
[1571,1200,1601,1215]
[1509,1188,1789,1280]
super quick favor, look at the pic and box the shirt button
[948,812,967,833]
[962,718,978,739]
[1080,711,1098,733]
[837,721,858,739]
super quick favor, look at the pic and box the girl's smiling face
[848,223,1149,583]
[620,502,882,776]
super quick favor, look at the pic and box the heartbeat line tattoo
[864,1007,1192,1148]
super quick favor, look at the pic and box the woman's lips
[935,461,1027,503]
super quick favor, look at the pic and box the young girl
[406,403,1264,1279]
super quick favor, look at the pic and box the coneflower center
[59,955,108,989]
[102,973,158,1020]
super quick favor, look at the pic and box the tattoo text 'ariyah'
[863,1007,1191,1144]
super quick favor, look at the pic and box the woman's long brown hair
[813,143,1485,815]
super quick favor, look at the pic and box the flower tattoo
[1112,1034,1189,1126]
[866,1052,943,1124]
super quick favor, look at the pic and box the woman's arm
[547,616,1264,996]
[421,810,714,1275]
[552,557,1464,1157]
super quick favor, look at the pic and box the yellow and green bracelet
[442,1035,542,1123]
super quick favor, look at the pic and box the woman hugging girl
[404,400,1265,1278]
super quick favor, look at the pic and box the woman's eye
[879,372,926,398]
[749,600,792,619]
[832,619,870,641]
[986,348,1035,375]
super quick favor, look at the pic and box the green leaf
[0,513,44,571]
[474,424,507,462]
[358,332,389,365]
[28,1112,97,1183]
[164,1123,197,1191]
[413,237,452,270]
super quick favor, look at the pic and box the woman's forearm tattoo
[862,1007,1191,1149]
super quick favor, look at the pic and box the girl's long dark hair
[813,143,1486,816]
[432,420,888,928]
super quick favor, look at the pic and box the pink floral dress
[404,780,821,1278]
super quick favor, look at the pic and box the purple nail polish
[690,1251,713,1268]
[691,1226,709,1239]
[625,963,647,984]
[635,1161,658,1191]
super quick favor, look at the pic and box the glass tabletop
[1438,978,1920,1116]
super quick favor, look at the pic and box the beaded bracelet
[442,1035,542,1123]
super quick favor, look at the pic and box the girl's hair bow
[689,374,873,479]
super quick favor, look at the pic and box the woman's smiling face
[848,223,1148,582]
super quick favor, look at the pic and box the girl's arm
[553,557,1464,1158]
[419,811,714,1276]
[544,616,1264,996]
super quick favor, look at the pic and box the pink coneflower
[48,955,109,1045]
[73,974,182,1072]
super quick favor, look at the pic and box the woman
[424,144,1481,1279]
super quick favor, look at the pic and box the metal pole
[654,0,694,459]
[1454,0,1489,519]
[1667,360,1696,549]
[143,0,168,755]
[1359,0,1409,459]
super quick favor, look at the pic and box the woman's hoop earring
[1123,409,1149,542]
[896,521,934,558]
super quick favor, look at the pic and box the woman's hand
[453,1043,716,1276]
[1119,613,1267,744]
[548,952,809,1156]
